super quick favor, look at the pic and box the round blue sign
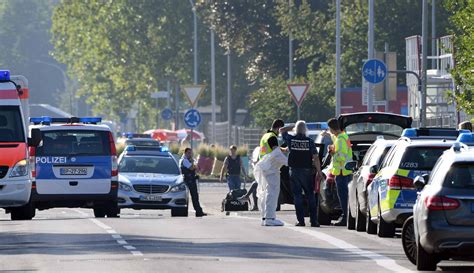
[362,59,387,84]
[184,109,201,129]
[161,108,173,121]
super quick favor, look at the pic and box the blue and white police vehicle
[29,117,119,218]
[117,145,189,217]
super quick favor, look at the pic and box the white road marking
[124,245,136,250]
[230,213,414,273]
[71,209,142,258]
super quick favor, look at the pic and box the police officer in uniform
[281,120,322,227]
[179,148,207,217]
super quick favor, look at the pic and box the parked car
[347,138,396,232]
[317,112,413,225]
[367,128,471,238]
[401,143,474,271]
[117,145,188,217]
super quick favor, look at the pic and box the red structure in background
[341,86,408,115]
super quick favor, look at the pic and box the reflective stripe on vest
[259,132,276,160]
[330,132,353,176]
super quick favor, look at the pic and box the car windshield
[119,156,180,175]
[37,130,110,156]
[345,123,404,136]
[0,106,25,142]
[399,147,449,170]
[444,163,474,189]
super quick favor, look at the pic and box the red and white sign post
[287,83,310,120]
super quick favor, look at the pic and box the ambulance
[0,70,41,220]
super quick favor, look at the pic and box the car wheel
[171,206,188,217]
[355,201,366,232]
[377,200,395,238]
[93,207,106,218]
[318,204,331,225]
[417,237,439,271]
[347,202,356,230]
[366,209,377,235]
[402,217,416,265]
[106,203,120,218]
[10,203,35,221]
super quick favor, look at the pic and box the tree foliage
[445,0,474,115]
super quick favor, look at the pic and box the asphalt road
[1,183,473,273]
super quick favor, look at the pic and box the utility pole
[190,0,198,85]
[421,0,428,126]
[211,29,216,144]
[335,0,341,116]
[227,51,232,147]
[431,0,436,69]
[367,0,375,112]
[289,0,298,119]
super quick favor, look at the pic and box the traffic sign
[184,109,201,129]
[161,108,173,121]
[287,84,310,107]
[151,91,169,99]
[182,85,206,107]
[362,59,387,84]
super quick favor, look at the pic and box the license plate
[60,167,88,176]
[140,195,162,202]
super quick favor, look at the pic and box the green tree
[445,0,474,115]
[0,0,65,107]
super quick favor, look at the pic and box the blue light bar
[30,116,101,125]
[457,133,474,145]
[401,128,417,137]
[306,122,329,130]
[0,70,10,82]
[122,132,152,139]
[402,128,470,139]
[160,146,169,152]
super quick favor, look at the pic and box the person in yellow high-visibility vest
[327,118,353,226]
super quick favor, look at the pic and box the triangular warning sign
[287,84,310,107]
[182,85,206,107]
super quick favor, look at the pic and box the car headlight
[170,183,187,192]
[10,159,28,177]
[119,182,132,192]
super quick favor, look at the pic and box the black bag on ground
[221,189,249,212]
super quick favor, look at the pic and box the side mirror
[413,175,426,191]
[28,128,42,147]
[422,173,430,182]
[369,165,378,174]
[345,161,357,171]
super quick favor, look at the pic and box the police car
[367,128,470,237]
[402,141,474,270]
[29,117,119,218]
[117,145,188,217]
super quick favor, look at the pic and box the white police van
[29,117,119,218]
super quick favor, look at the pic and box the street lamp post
[34,60,72,114]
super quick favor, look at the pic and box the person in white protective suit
[255,144,288,226]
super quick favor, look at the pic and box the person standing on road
[179,148,207,217]
[280,121,323,227]
[255,119,286,226]
[220,145,248,191]
[327,118,353,226]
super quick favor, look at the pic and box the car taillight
[108,132,118,177]
[29,146,36,178]
[424,196,460,211]
[367,173,376,185]
[388,175,414,190]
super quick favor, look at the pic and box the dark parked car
[402,144,474,271]
[317,112,413,225]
